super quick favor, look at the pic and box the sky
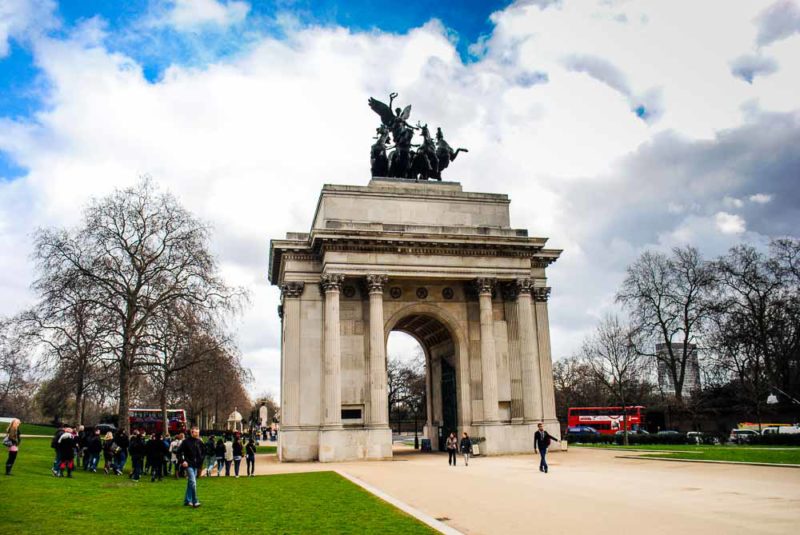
[0,0,799,399]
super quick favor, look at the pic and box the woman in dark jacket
[459,432,473,467]
[214,438,225,477]
[232,437,244,478]
[245,438,256,477]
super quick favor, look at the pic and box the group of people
[445,431,474,466]
[444,423,559,473]
[46,425,260,481]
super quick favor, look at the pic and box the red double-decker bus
[568,406,645,435]
[129,408,187,435]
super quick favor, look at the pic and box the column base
[318,427,392,462]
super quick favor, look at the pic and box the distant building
[656,343,701,395]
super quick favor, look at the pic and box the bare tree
[710,243,800,429]
[0,319,35,417]
[18,280,110,426]
[580,315,648,445]
[553,355,611,420]
[32,178,243,432]
[142,304,233,434]
[617,246,716,403]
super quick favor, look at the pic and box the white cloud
[0,0,57,57]
[155,0,250,30]
[1,0,798,396]
[715,212,747,234]
[749,193,773,203]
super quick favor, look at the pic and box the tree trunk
[118,361,131,433]
[161,383,169,437]
[74,389,83,427]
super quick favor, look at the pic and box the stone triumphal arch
[268,179,561,462]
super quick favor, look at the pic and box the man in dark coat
[178,426,205,508]
[129,430,146,481]
[534,422,560,474]
[147,433,168,482]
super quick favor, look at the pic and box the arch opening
[387,313,459,452]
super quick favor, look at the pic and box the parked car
[614,429,649,436]
[729,429,759,444]
[762,426,800,435]
[687,431,721,445]
[567,426,599,436]
[94,423,117,435]
[656,430,681,437]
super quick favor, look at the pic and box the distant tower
[656,343,701,395]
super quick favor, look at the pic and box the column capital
[516,278,534,295]
[365,274,389,294]
[320,273,345,293]
[280,281,305,299]
[474,277,496,296]
[533,286,551,302]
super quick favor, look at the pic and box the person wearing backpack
[534,422,560,474]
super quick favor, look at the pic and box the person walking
[4,418,21,475]
[86,429,101,472]
[147,432,167,482]
[178,426,204,508]
[129,430,146,481]
[76,425,86,470]
[223,436,233,476]
[534,422,559,474]
[102,432,117,475]
[170,433,184,478]
[203,435,216,477]
[50,425,65,477]
[115,429,129,474]
[245,438,256,477]
[214,438,225,477]
[460,432,473,466]
[445,432,458,466]
[232,436,243,478]
[57,428,77,478]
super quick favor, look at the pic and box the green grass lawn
[574,443,800,464]
[0,438,435,534]
[256,445,277,454]
[1,422,57,436]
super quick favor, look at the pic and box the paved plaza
[254,446,800,534]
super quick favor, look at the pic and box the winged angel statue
[368,93,467,180]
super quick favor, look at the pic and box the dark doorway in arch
[439,359,458,451]
[389,313,459,453]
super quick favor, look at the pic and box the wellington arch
[268,178,562,462]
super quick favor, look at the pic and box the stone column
[279,282,305,428]
[516,279,543,422]
[534,286,557,423]
[476,278,500,423]
[366,275,389,428]
[321,274,345,429]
